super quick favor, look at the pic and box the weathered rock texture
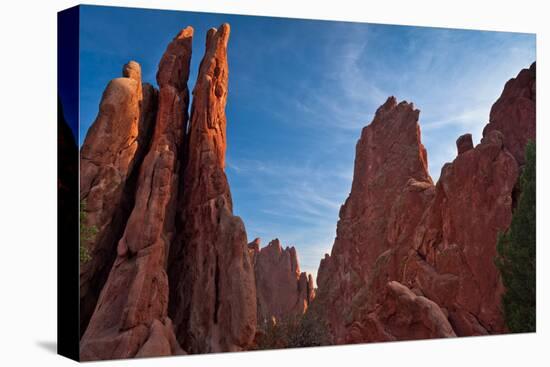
[402,129,519,336]
[167,24,257,354]
[80,28,193,361]
[348,281,456,342]
[251,239,315,323]
[316,97,433,342]
[80,23,262,359]
[315,63,536,344]
[483,62,536,165]
[79,60,158,334]
[79,23,534,358]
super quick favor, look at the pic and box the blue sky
[79,5,535,281]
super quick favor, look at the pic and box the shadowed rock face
[80,28,192,361]
[315,63,535,343]
[402,129,518,335]
[348,281,456,342]
[315,97,433,343]
[251,239,315,323]
[456,133,474,155]
[167,24,257,354]
[79,60,158,335]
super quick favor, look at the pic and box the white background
[0,0,548,365]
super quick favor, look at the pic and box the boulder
[348,281,456,342]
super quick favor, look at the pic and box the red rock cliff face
[316,97,433,342]
[167,24,257,354]
[79,61,158,334]
[316,63,535,343]
[251,239,315,323]
[80,23,259,359]
[80,28,193,361]
[400,129,518,336]
[483,62,536,165]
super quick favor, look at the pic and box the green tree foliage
[495,141,536,333]
[80,200,97,264]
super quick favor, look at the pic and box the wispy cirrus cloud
[79,9,535,284]
[226,24,534,282]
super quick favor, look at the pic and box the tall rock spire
[79,60,157,335]
[168,23,257,354]
[315,97,433,342]
[80,27,193,360]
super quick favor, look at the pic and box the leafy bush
[495,141,536,333]
[255,306,332,350]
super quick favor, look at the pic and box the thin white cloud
[226,25,535,284]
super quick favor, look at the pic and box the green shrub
[255,306,332,350]
[495,141,536,333]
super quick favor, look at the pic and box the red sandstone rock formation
[348,281,456,342]
[79,60,158,334]
[402,128,518,335]
[80,28,193,360]
[168,24,257,354]
[483,62,536,165]
[315,63,535,343]
[78,24,534,357]
[456,133,474,155]
[251,239,315,323]
[316,97,433,342]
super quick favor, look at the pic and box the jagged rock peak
[248,237,261,252]
[156,26,193,90]
[483,62,536,165]
[371,96,418,122]
[168,23,257,354]
[259,239,300,274]
[188,22,231,171]
[176,25,194,39]
[315,95,435,343]
[254,239,314,322]
[206,23,230,50]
